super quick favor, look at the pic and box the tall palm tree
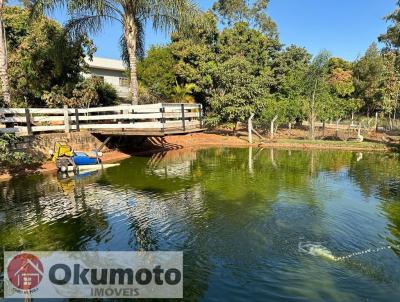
[0,0,11,106]
[32,0,199,104]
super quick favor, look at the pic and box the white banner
[3,251,182,299]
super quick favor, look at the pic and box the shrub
[0,134,42,172]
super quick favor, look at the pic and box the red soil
[0,129,395,182]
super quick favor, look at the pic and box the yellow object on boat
[52,142,74,162]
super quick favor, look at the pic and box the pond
[1,147,400,301]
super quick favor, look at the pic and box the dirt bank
[0,131,394,182]
[136,132,391,152]
[0,150,131,182]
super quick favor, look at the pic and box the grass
[265,138,390,151]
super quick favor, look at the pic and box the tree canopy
[2,6,95,107]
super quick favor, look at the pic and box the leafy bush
[42,77,119,108]
[0,134,41,172]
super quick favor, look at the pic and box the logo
[4,251,182,299]
[7,253,44,291]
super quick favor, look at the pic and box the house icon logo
[7,253,44,291]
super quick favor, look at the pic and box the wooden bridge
[0,103,204,136]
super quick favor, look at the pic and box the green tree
[32,0,199,105]
[379,0,400,50]
[271,45,310,130]
[0,0,11,105]
[208,22,274,128]
[381,51,400,128]
[171,11,218,106]
[304,50,331,140]
[353,43,385,115]
[209,55,270,128]
[3,6,94,107]
[137,46,176,100]
[212,0,278,39]
[327,57,360,131]
[272,45,311,94]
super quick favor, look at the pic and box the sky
[43,0,398,61]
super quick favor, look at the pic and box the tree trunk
[233,121,240,134]
[270,115,278,140]
[288,122,292,136]
[123,14,139,105]
[336,118,341,138]
[248,113,254,144]
[309,80,318,140]
[322,121,325,137]
[0,0,10,106]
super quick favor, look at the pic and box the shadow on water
[0,147,400,301]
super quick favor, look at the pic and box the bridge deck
[0,103,204,137]
[94,128,206,137]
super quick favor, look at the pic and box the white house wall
[83,57,130,99]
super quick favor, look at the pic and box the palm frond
[135,19,145,59]
[64,0,122,37]
[119,34,129,65]
[140,0,200,33]
[67,0,123,17]
[65,14,115,39]
[29,0,67,19]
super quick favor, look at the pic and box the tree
[353,43,385,115]
[379,0,400,50]
[304,50,331,140]
[208,22,274,128]
[32,0,200,105]
[327,57,359,133]
[381,51,400,128]
[273,45,311,94]
[171,11,218,106]
[137,46,176,100]
[212,0,278,39]
[272,46,311,131]
[208,56,269,128]
[0,0,11,105]
[2,6,94,107]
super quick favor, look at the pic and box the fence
[0,103,203,135]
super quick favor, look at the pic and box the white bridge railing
[0,103,203,135]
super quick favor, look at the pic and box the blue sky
[45,0,397,61]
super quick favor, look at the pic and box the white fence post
[64,105,70,133]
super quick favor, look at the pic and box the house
[84,57,130,99]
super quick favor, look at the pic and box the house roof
[85,57,127,72]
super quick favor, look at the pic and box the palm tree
[0,0,11,106]
[32,0,199,105]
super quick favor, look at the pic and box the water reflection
[0,147,400,301]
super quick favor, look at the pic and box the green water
[1,147,400,301]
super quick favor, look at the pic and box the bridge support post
[25,108,32,136]
[181,104,185,131]
[64,105,70,133]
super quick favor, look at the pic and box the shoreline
[0,133,393,182]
